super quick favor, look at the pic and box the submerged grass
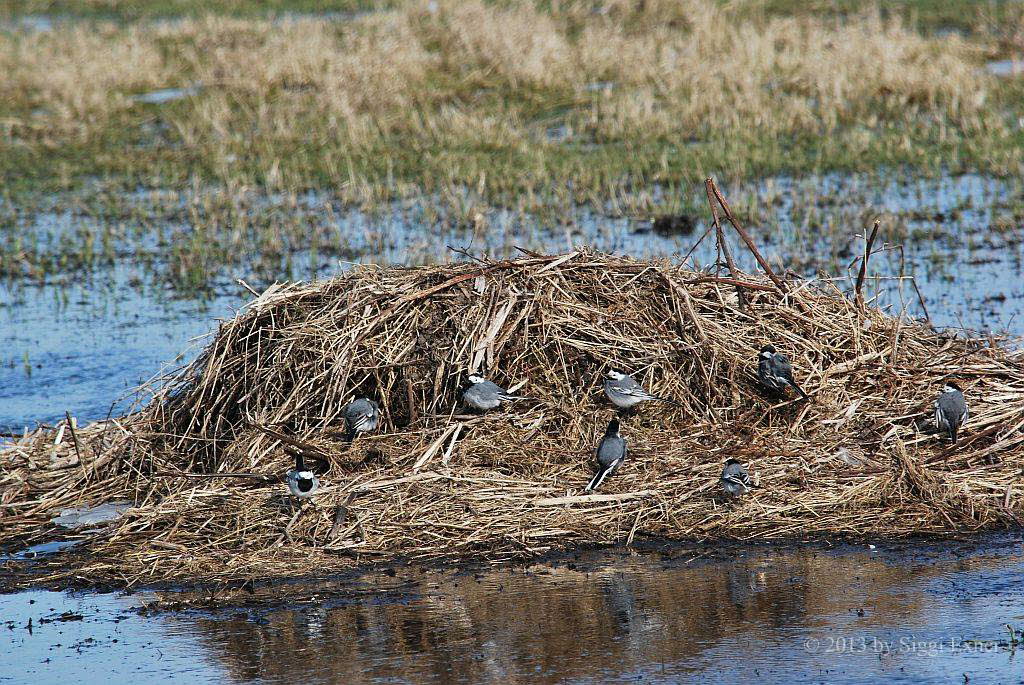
[1,249,1022,587]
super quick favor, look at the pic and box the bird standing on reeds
[343,397,380,440]
[720,458,751,497]
[604,370,675,410]
[462,374,527,412]
[934,381,968,444]
[586,418,627,492]
[758,345,808,400]
[285,453,320,501]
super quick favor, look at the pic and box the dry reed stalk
[2,250,1023,589]
[704,178,746,311]
[855,220,883,311]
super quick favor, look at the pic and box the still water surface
[2,536,1022,684]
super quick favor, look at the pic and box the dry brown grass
[2,247,1023,588]
[1,0,1004,198]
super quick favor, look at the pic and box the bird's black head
[724,457,742,466]
[606,418,620,434]
[760,344,777,356]
[944,380,962,392]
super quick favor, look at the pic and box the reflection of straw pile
[3,251,1023,587]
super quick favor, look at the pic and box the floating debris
[51,502,130,529]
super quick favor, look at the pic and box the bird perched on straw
[604,370,675,411]
[934,381,968,445]
[720,458,751,497]
[586,418,627,492]
[758,345,808,400]
[285,452,320,501]
[343,397,380,440]
[462,374,527,412]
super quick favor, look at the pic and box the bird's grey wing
[615,377,658,399]
[480,380,506,394]
[611,439,626,475]
[760,357,785,388]
[955,394,968,424]
[596,436,624,464]
[723,464,750,486]
[775,354,796,383]
[619,375,641,391]
[345,399,369,420]
[351,410,375,429]
[938,393,965,424]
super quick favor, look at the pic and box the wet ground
[1,535,1022,684]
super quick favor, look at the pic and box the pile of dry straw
[2,249,1023,587]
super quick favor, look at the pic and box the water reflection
[125,537,1024,683]
[2,537,1022,682]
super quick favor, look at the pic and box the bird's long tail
[950,423,958,445]
[586,465,611,492]
[587,459,622,492]
[498,393,529,402]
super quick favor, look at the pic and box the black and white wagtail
[604,370,675,410]
[586,418,627,492]
[934,381,968,444]
[758,345,808,400]
[720,458,751,497]
[462,374,527,412]
[343,397,380,440]
[285,452,320,500]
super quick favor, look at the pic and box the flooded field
[3,172,1023,432]
[4,2,1024,682]
[2,535,1022,684]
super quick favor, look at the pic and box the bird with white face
[757,345,808,400]
[462,374,527,412]
[285,452,320,501]
[343,397,380,440]
[720,458,751,497]
[603,370,674,410]
[586,418,627,492]
[934,381,968,444]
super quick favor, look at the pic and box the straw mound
[3,250,1024,588]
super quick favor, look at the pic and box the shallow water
[2,172,1023,432]
[1,535,1022,684]
[131,86,202,104]
[0,269,239,432]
